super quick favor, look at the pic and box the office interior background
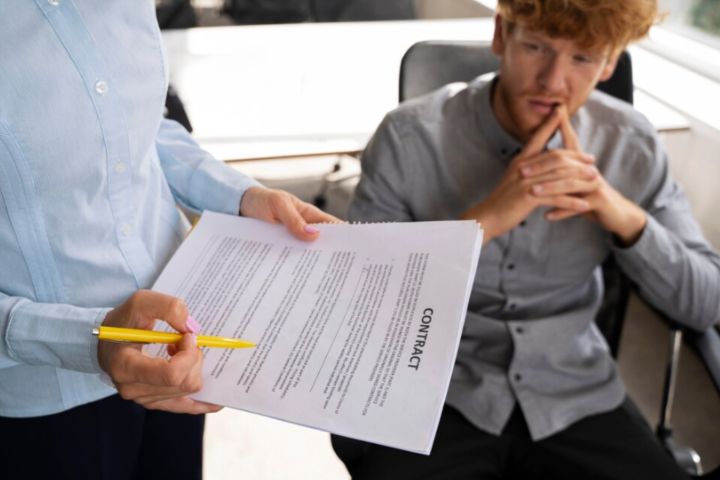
[153,1,720,478]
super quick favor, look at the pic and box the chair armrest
[630,291,717,476]
[684,325,720,393]
[647,304,720,395]
[649,312,711,476]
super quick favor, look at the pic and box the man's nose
[537,56,567,93]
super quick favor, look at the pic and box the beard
[495,83,565,142]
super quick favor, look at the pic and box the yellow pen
[92,326,256,349]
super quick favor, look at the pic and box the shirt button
[120,223,133,236]
[48,0,60,5]
[114,162,127,173]
[515,326,524,334]
[514,373,522,382]
[507,264,515,270]
[95,80,108,95]
[509,303,517,311]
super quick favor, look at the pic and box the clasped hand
[464,106,646,245]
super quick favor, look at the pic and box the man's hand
[240,187,340,240]
[98,290,222,414]
[525,108,647,246]
[462,107,595,243]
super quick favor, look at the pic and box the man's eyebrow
[518,31,548,45]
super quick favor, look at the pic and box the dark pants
[0,394,205,480]
[332,399,690,480]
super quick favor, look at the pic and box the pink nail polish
[533,185,543,193]
[186,315,200,333]
[304,225,319,234]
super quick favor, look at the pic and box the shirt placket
[36,0,155,287]
[501,214,531,392]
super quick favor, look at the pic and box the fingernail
[532,185,543,193]
[186,315,200,334]
[522,166,532,176]
[304,225,319,234]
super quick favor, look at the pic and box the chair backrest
[398,40,634,356]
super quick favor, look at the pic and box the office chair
[399,40,719,476]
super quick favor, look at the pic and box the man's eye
[523,42,541,52]
[573,55,593,64]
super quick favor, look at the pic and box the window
[639,1,720,83]
[659,0,720,49]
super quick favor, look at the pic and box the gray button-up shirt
[348,78,720,440]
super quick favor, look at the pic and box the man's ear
[598,53,620,82]
[491,15,505,56]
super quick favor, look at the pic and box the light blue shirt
[0,0,259,417]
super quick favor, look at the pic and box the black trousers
[0,394,205,480]
[332,399,690,480]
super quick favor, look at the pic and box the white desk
[163,19,492,160]
[163,19,689,162]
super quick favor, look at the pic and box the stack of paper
[149,212,482,454]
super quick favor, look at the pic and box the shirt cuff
[610,215,671,282]
[6,300,111,374]
[193,165,263,216]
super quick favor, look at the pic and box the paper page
[148,212,482,454]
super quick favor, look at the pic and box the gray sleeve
[348,115,414,223]
[612,136,720,331]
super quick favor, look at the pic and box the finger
[273,195,314,240]
[530,177,600,196]
[142,396,224,415]
[117,382,193,402]
[166,333,203,388]
[545,208,585,221]
[535,194,591,212]
[519,153,597,177]
[127,348,204,404]
[269,193,333,241]
[517,107,562,159]
[116,335,201,386]
[523,167,598,187]
[558,106,581,151]
[121,290,192,334]
[296,201,340,225]
[290,202,338,240]
[523,163,597,182]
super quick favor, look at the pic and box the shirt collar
[474,76,562,164]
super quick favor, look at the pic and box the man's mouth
[528,99,562,115]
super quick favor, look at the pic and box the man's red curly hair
[497,0,659,54]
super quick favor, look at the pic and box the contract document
[148,211,482,454]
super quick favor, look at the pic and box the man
[332,0,720,478]
[0,1,336,479]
